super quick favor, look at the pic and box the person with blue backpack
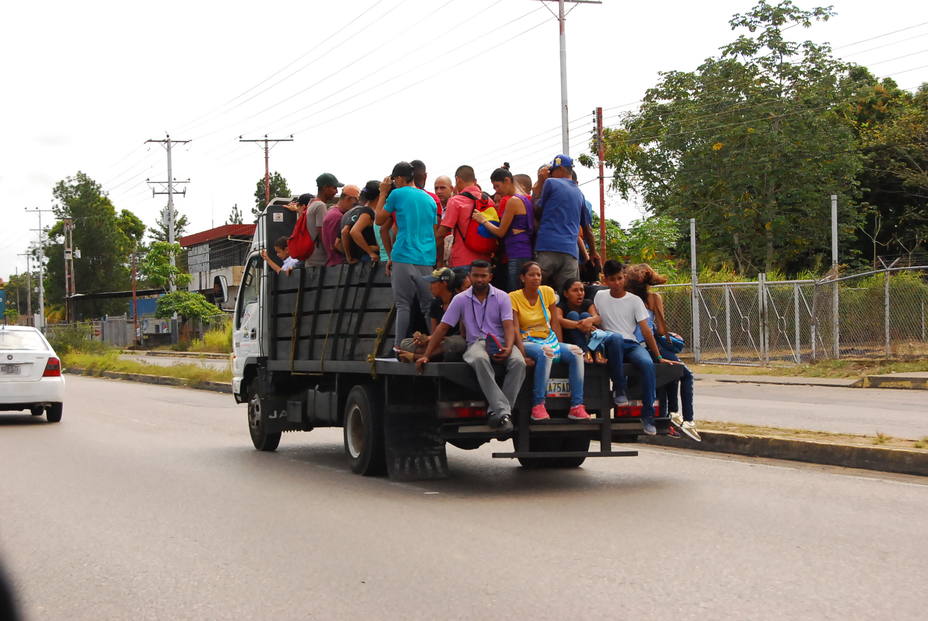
[625,263,700,441]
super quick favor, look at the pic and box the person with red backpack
[471,166,534,292]
[436,165,499,273]
[286,173,343,267]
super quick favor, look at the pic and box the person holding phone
[417,260,525,434]
[509,262,589,421]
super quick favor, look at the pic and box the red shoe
[530,404,550,421]
[568,405,591,420]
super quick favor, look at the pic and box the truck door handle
[249,328,256,339]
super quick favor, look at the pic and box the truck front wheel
[247,381,281,452]
[343,385,386,476]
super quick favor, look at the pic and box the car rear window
[0,331,48,351]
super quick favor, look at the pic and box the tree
[591,214,683,280]
[598,1,864,276]
[147,206,189,243]
[227,203,244,225]
[253,171,291,217]
[155,290,222,322]
[140,242,191,291]
[47,171,138,317]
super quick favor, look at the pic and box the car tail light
[43,357,61,377]
[437,401,488,419]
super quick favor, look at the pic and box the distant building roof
[179,224,256,248]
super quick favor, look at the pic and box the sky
[1,0,926,279]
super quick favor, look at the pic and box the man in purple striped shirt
[417,260,525,433]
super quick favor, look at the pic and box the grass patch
[189,322,232,354]
[700,420,928,451]
[63,351,230,384]
[691,358,928,379]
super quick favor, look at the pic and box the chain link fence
[655,266,928,365]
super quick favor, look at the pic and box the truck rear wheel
[343,385,386,476]
[247,381,281,452]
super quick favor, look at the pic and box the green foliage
[600,1,864,277]
[592,214,683,279]
[155,290,222,322]
[148,206,189,243]
[189,321,233,353]
[253,171,291,217]
[48,171,138,317]
[63,350,231,384]
[45,323,111,355]
[227,203,244,225]
[140,242,191,290]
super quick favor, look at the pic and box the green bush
[189,322,232,353]
[46,323,111,355]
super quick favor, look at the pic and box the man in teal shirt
[375,161,438,351]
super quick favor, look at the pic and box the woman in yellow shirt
[509,262,589,421]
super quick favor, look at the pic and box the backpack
[287,207,316,261]
[456,191,500,255]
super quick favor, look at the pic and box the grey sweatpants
[537,250,579,295]
[462,339,526,418]
[391,261,433,349]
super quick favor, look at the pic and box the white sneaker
[681,421,701,442]
[669,411,684,429]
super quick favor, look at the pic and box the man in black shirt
[340,180,381,263]
[396,267,467,361]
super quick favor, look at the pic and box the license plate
[0,364,21,375]
[546,378,570,398]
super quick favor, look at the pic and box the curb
[640,430,928,477]
[696,375,863,388]
[66,368,231,394]
[862,375,928,390]
[121,350,230,361]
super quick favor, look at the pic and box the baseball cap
[341,184,361,199]
[391,161,414,180]
[296,193,315,206]
[423,267,454,284]
[360,180,380,200]
[316,172,344,188]
[549,154,573,170]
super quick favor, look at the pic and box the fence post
[758,273,768,364]
[884,269,891,357]
[922,299,926,342]
[724,284,732,363]
[793,283,801,363]
[690,218,700,363]
[832,279,840,359]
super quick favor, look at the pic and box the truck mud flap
[383,407,449,481]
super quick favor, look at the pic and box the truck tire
[343,385,386,476]
[45,403,62,423]
[515,436,588,469]
[30,406,44,416]
[247,381,281,452]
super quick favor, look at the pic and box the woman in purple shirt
[473,166,534,292]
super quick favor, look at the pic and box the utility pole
[239,134,294,206]
[25,207,54,331]
[595,106,606,261]
[146,133,191,292]
[131,252,140,346]
[16,251,32,319]
[533,0,601,155]
[63,218,77,322]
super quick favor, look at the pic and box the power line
[145,134,191,292]
[834,20,928,50]
[239,135,294,205]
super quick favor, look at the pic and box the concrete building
[179,224,255,310]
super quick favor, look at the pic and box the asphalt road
[696,380,928,438]
[2,376,926,620]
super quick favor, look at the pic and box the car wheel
[46,403,63,423]
[247,381,281,452]
[30,406,44,416]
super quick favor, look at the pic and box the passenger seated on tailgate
[594,260,678,436]
[417,261,525,434]
[395,267,467,362]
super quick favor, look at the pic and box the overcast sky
[1,0,926,278]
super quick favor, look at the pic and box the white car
[0,325,65,422]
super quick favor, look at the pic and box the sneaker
[613,390,628,406]
[496,415,514,436]
[641,421,657,436]
[568,405,591,420]
[681,420,701,442]
[667,425,682,439]
[669,411,684,429]
[487,410,507,429]
[530,404,551,421]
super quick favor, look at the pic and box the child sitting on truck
[260,237,300,276]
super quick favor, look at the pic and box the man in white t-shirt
[593,260,675,435]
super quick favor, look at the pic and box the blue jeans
[523,341,585,407]
[602,332,656,422]
[507,257,532,292]
[563,311,591,352]
[659,345,694,422]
